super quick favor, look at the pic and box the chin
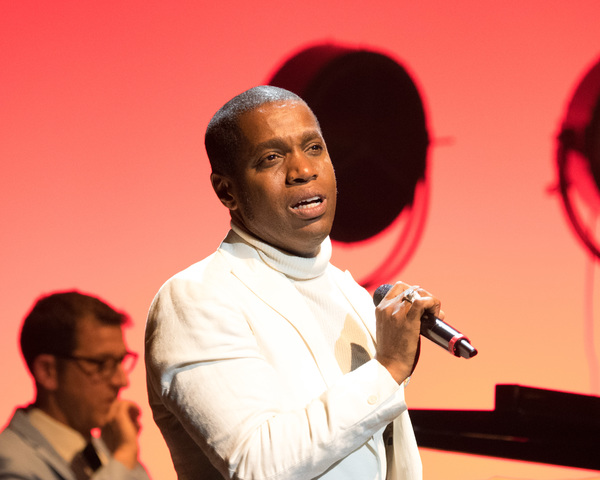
[305,224,332,244]
[294,233,330,257]
[93,417,108,430]
[95,409,112,427]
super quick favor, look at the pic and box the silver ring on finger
[402,287,419,304]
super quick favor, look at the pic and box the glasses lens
[121,351,138,373]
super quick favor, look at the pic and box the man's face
[54,315,129,436]
[226,100,337,257]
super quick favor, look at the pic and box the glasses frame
[56,351,138,379]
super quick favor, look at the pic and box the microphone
[373,284,478,359]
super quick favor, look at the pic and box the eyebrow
[250,130,324,156]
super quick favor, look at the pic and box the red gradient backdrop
[2,2,599,479]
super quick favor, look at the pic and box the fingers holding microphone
[401,284,444,321]
[374,282,443,384]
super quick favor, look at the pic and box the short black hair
[20,291,128,373]
[205,85,312,177]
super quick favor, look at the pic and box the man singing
[145,85,441,479]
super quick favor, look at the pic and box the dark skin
[211,100,443,383]
[375,282,443,382]
[211,100,336,258]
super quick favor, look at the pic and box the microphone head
[373,284,393,306]
[455,339,478,359]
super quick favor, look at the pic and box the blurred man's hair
[20,291,128,373]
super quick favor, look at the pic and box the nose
[286,151,318,184]
[109,363,129,389]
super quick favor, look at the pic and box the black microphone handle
[420,312,477,359]
[373,284,478,359]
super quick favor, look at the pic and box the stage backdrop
[2,1,599,479]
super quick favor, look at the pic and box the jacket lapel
[221,241,343,387]
[9,408,76,480]
[334,270,378,345]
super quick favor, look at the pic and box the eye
[307,143,324,155]
[256,152,281,169]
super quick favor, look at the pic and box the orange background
[2,1,600,479]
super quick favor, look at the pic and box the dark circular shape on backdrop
[557,56,600,258]
[269,44,429,243]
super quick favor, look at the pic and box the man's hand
[374,281,442,384]
[101,399,142,470]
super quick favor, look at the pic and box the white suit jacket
[145,231,422,480]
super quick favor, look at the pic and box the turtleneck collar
[230,222,331,281]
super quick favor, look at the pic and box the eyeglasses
[57,351,138,379]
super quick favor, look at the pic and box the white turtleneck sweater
[231,223,376,375]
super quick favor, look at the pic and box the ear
[210,173,238,211]
[32,354,59,391]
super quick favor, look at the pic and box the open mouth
[292,196,323,210]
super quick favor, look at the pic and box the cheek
[71,379,108,407]
[87,392,114,423]
[326,163,337,189]
[242,185,285,218]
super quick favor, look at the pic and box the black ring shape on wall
[557,56,600,259]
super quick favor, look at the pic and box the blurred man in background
[0,291,151,480]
